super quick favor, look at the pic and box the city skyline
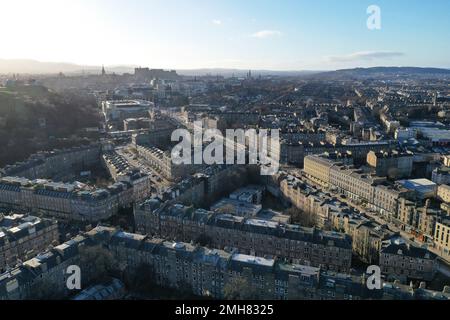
[1,0,450,71]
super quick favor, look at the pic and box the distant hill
[177,68,321,77]
[0,59,322,77]
[0,84,101,166]
[312,66,450,80]
[2,59,449,79]
[0,59,136,75]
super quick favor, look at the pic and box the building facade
[380,239,437,282]
[134,202,353,273]
[0,214,58,272]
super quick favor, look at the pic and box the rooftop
[232,254,275,268]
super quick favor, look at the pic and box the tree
[195,233,213,247]
[126,263,157,294]
[29,279,65,300]
[285,207,316,227]
[79,245,117,283]
[223,277,259,300]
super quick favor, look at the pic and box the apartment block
[432,167,450,185]
[0,234,88,300]
[367,150,413,179]
[330,166,385,204]
[371,184,413,219]
[0,214,58,272]
[0,144,101,180]
[304,155,335,187]
[380,239,438,282]
[437,184,450,203]
[0,177,126,222]
[134,202,353,273]
[2,226,448,300]
[136,145,202,181]
[434,219,450,258]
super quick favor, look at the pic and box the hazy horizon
[1,58,450,76]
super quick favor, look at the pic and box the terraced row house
[304,154,413,218]
[134,201,353,273]
[0,213,58,272]
[1,226,449,301]
[0,144,101,180]
[279,174,397,264]
[0,177,140,222]
[380,238,438,282]
[0,143,152,221]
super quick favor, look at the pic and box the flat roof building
[397,179,437,199]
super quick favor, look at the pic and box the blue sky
[1,0,449,70]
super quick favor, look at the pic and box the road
[115,145,173,192]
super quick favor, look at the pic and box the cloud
[326,51,405,62]
[251,30,283,39]
[212,19,222,25]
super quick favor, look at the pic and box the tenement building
[304,154,388,204]
[0,177,127,222]
[0,144,101,180]
[136,144,201,181]
[134,202,353,273]
[0,234,91,300]
[279,174,397,264]
[0,146,151,222]
[329,165,386,204]
[1,226,449,301]
[303,155,336,187]
[156,164,252,207]
[132,111,178,148]
[367,150,414,179]
[371,183,414,220]
[0,213,58,272]
[102,152,152,203]
[380,238,438,282]
[437,184,450,203]
[434,219,450,259]
[286,140,392,166]
[303,154,419,218]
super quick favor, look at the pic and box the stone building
[434,219,450,259]
[367,150,413,179]
[134,202,353,273]
[0,214,58,272]
[0,144,101,180]
[437,184,450,203]
[380,238,438,282]
[2,226,448,300]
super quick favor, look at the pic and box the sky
[0,0,449,70]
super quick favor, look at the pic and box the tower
[101,65,106,76]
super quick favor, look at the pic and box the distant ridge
[0,59,136,75]
[177,68,320,77]
[312,66,450,79]
[1,59,449,78]
[0,59,321,77]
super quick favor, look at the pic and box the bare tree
[79,245,117,283]
[223,277,259,300]
[285,207,316,227]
